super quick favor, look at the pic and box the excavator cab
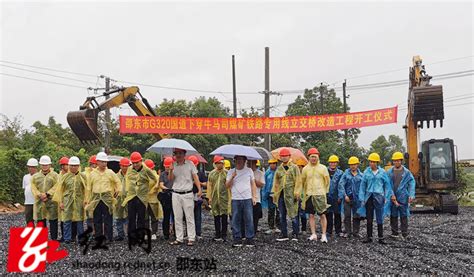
[421,139,457,186]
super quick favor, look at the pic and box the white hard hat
[26,158,38,167]
[39,155,52,165]
[96,152,108,162]
[69,156,80,165]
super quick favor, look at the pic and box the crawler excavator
[404,56,459,214]
[67,86,168,144]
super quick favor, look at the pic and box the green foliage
[0,148,31,202]
[369,134,406,166]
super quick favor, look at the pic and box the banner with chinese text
[119,106,397,134]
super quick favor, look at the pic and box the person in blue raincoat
[358,153,393,244]
[338,156,365,238]
[262,158,280,234]
[386,152,416,240]
[326,155,344,238]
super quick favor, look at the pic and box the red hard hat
[130,152,142,163]
[89,155,97,164]
[307,147,320,156]
[213,155,224,164]
[144,159,155,169]
[163,157,174,167]
[120,158,131,167]
[59,157,69,165]
[187,155,199,166]
[279,148,291,157]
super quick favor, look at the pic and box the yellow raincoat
[87,168,122,215]
[299,161,331,210]
[30,170,60,221]
[56,172,88,222]
[272,162,302,218]
[147,170,163,219]
[114,170,128,219]
[207,169,231,216]
[122,165,157,213]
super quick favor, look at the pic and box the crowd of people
[22,146,416,248]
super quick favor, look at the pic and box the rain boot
[377,224,386,244]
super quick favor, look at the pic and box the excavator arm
[67,86,168,144]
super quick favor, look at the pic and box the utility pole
[264,47,271,151]
[342,79,348,140]
[231,55,238,144]
[232,55,237,118]
[320,83,325,140]
[104,76,111,154]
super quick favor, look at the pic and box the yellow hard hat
[328,155,339,163]
[256,160,261,167]
[392,152,404,161]
[268,158,278,164]
[224,160,231,168]
[348,156,360,165]
[368,153,381,162]
[296,159,307,166]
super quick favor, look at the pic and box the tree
[369,134,406,166]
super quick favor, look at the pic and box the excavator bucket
[67,109,101,144]
[411,85,444,128]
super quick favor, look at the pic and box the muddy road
[1,207,472,275]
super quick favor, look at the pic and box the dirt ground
[0,207,472,275]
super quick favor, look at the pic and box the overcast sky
[1,1,473,158]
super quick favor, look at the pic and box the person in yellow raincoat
[87,152,122,242]
[30,155,60,240]
[84,155,97,229]
[144,159,163,240]
[296,159,308,234]
[272,148,302,242]
[56,156,87,243]
[114,158,130,241]
[122,152,158,239]
[57,156,69,242]
[207,155,230,242]
[298,148,331,243]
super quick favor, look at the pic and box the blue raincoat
[338,168,365,217]
[327,167,343,213]
[261,168,277,209]
[358,167,393,224]
[385,166,416,217]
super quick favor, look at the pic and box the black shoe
[291,234,299,241]
[245,239,255,247]
[276,234,289,242]
[378,238,387,245]
[213,237,223,242]
[362,237,373,243]
[232,241,243,247]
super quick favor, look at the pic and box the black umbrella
[250,146,273,161]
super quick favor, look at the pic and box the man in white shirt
[168,148,202,246]
[226,155,257,247]
[431,150,448,179]
[23,158,38,225]
[248,160,265,233]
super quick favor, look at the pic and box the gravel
[1,207,473,275]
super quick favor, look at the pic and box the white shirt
[23,174,34,205]
[431,156,446,166]
[226,167,255,200]
[253,169,265,203]
[172,160,198,192]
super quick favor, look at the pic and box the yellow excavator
[67,86,168,144]
[404,56,459,214]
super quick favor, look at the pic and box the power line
[0,72,89,89]
[0,64,98,85]
[0,60,98,78]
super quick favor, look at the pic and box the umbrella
[271,147,308,164]
[147,138,198,155]
[210,144,263,160]
[251,146,273,161]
